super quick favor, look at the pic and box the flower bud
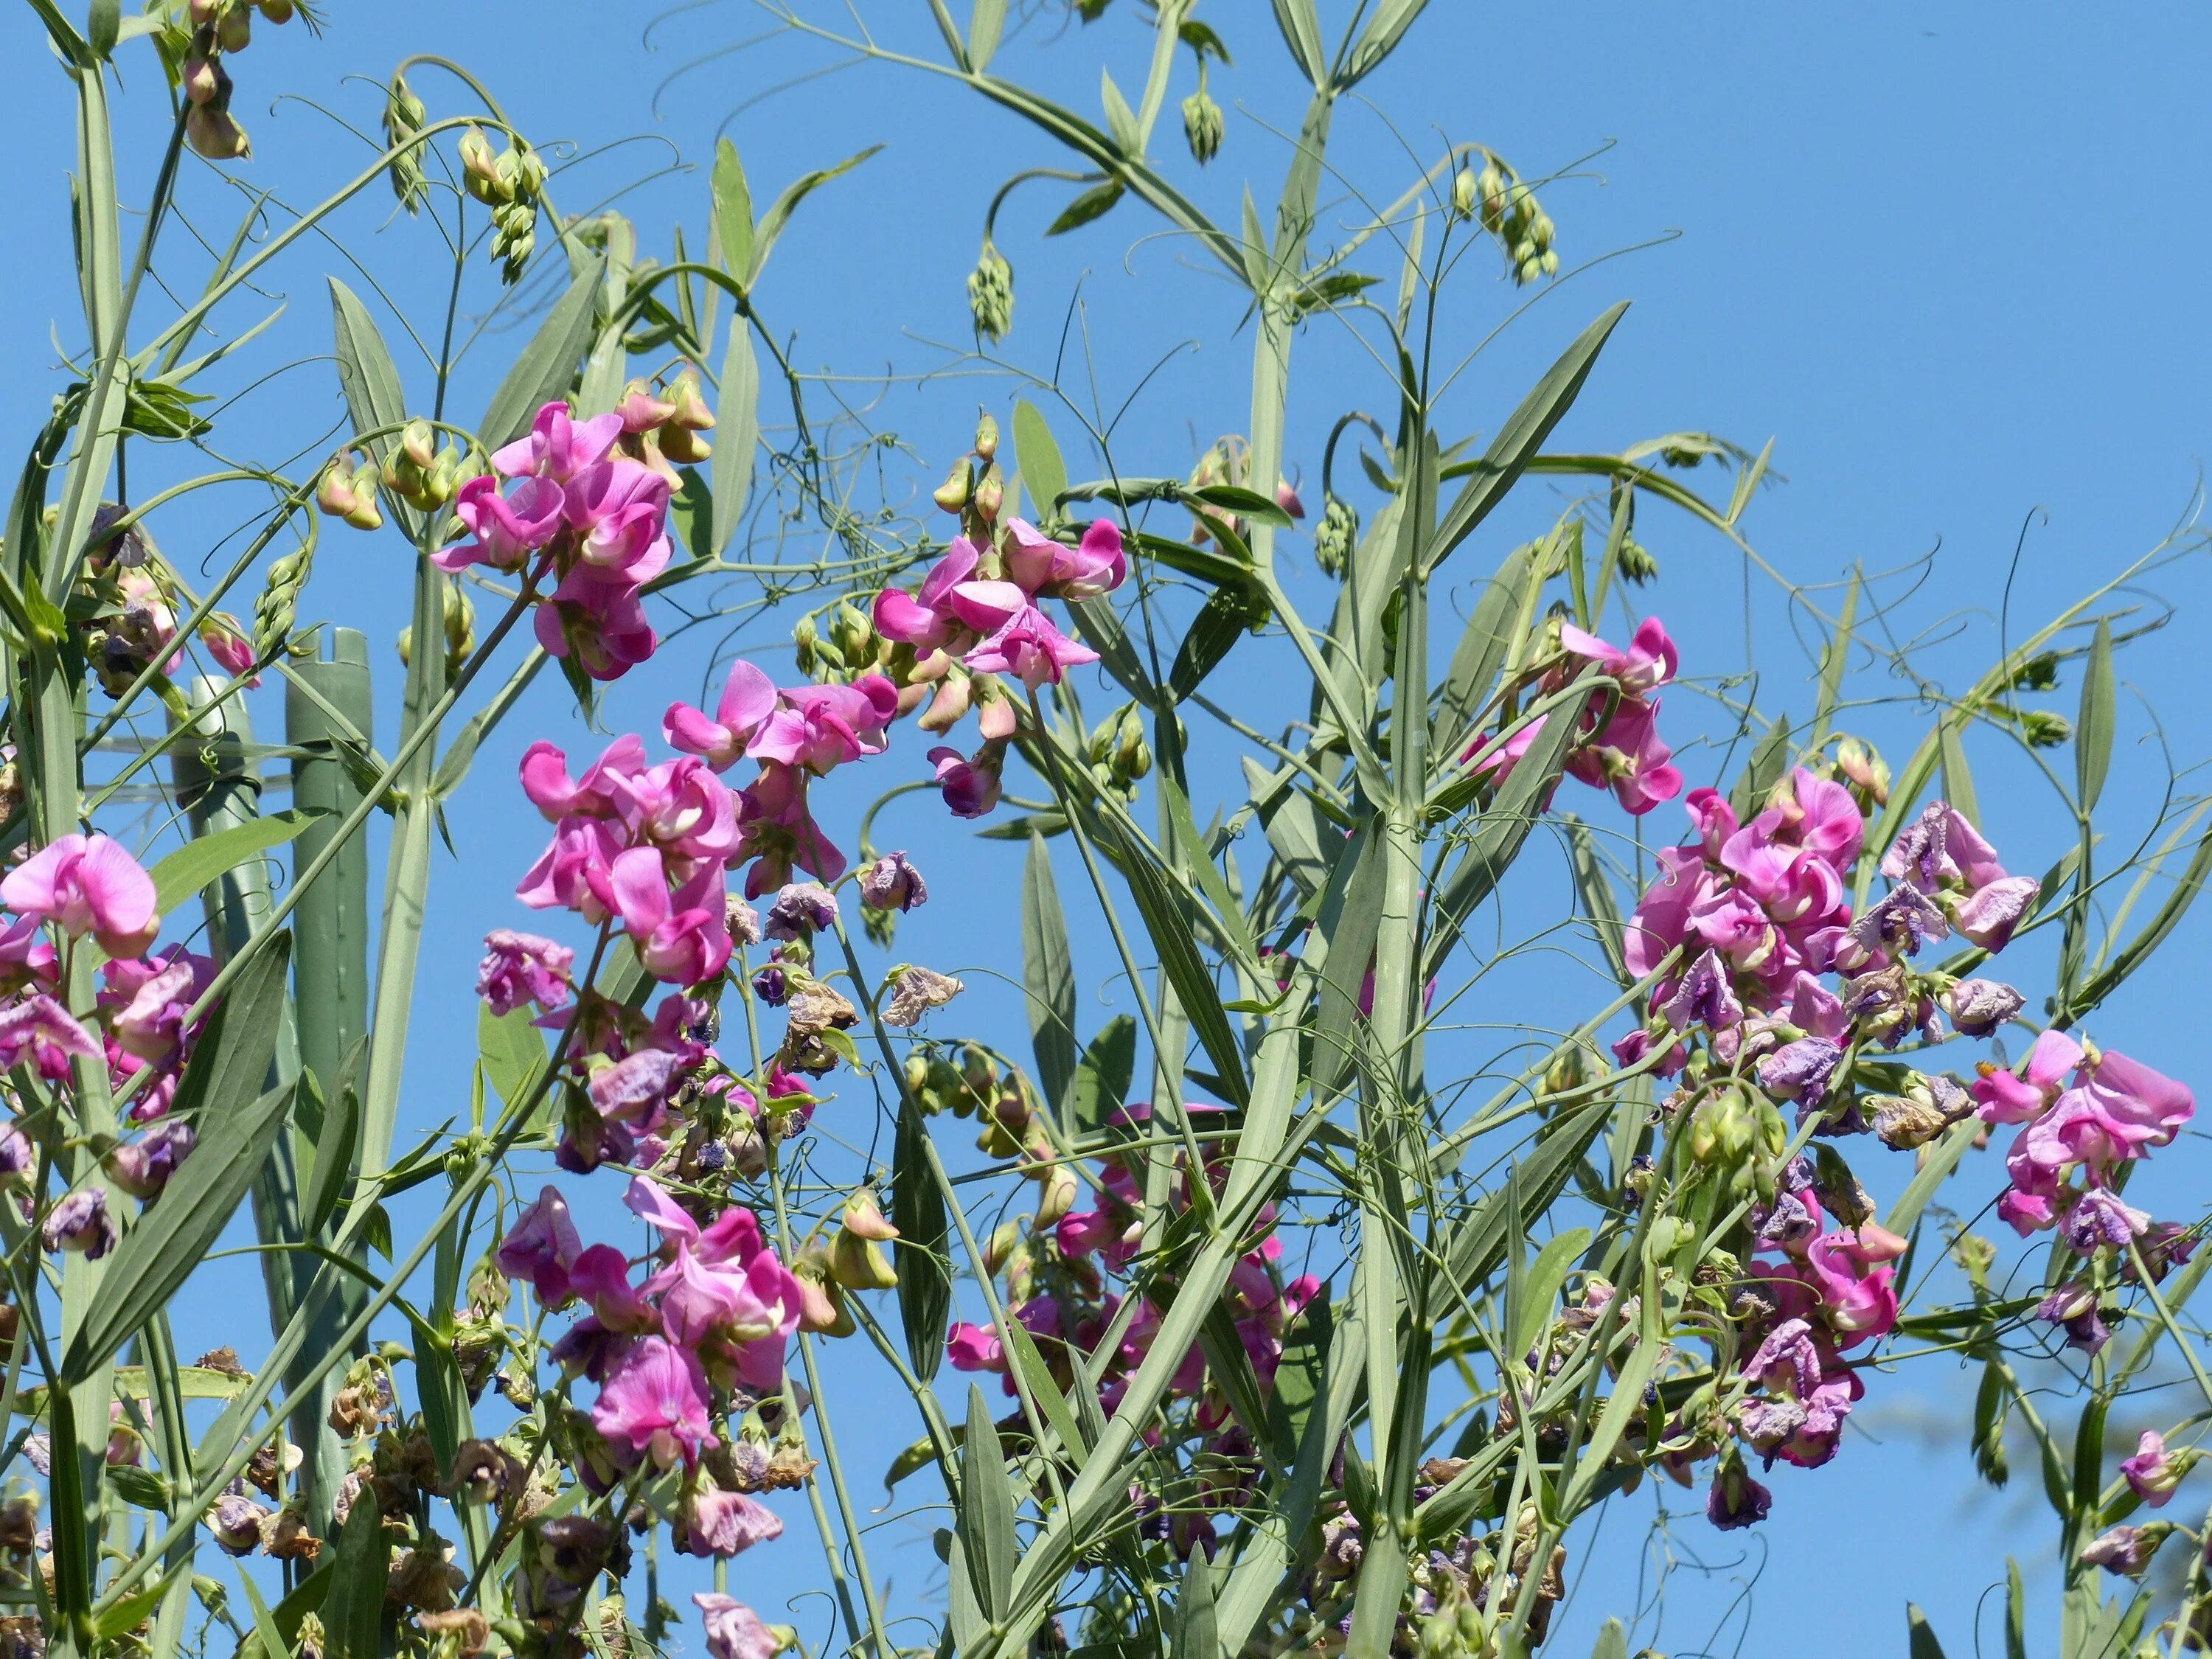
[1033,1160,1077,1228]
[791,612,818,676]
[257,0,294,22]
[459,128,505,204]
[1451,165,1478,220]
[1114,706,1150,779]
[933,460,973,515]
[400,417,437,471]
[1836,737,1891,805]
[973,412,999,461]
[667,371,716,433]
[216,5,250,51]
[1182,87,1223,164]
[830,1228,898,1292]
[2021,708,2071,748]
[182,55,222,107]
[841,1189,900,1242]
[981,1219,1023,1278]
[973,468,1004,525]
[1617,538,1659,585]
[185,105,251,163]
[967,240,1014,344]
[1313,495,1355,577]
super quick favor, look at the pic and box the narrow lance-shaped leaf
[147,809,321,919]
[1022,830,1077,1111]
[327,278,421,540]
[1938,714,1979,830]
[60,936,296,1382]
[477,253,607,451]
[2078,616,2115,812]
[893,1093,950,1382]
[1425,304,1630,576]
[1012,399,1068,526]
[961,1385,1018,1624]
[710,139,754,291]
[748,147,883,288]
[710,321,759,557]
[968,0,1007,73]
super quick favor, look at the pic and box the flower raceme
[1464,616,1685,815]
[435,400,680,681]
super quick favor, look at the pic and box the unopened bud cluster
[1453,153,1558,285]
[173,0,294,162]
[459,126,549,283]
[967,239,1014,344]
[384,72,430,213]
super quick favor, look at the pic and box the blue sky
[7,2,2212,1654]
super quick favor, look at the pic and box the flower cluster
[1470,617,1684,815]
[436,397,700,681]
[0,835,218,1239]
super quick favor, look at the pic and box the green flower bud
[1617,537,1660,585]
[792,612,818,676]
[1313,494,1355,577]
[974,412,999,461]
[973,468,1004,524]
[967,240,1014,344]
[384,72,428,213]
[1182,86,1223,165]
[933,460,973,515]
[2022,708,2071,748]
[1451,164,1478,220]
[458,128,505,204]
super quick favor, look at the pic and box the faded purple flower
[476,929,574,1018]
[1943,977,2025,1037]
[858,851,927,913]
[43,1188,116,1259]
[765,883,838,942]
[1663,948,1742,1033]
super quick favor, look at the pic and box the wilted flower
[858,852,926,912]
[43,1189,116,1259]
[882,964,963,1027]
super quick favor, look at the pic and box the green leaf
[1105,815,1248,1105]
[961,1386,1018,1623]
[969,0,1007,72]
[1002,1318,1086,1459]
[60,936,295,1384]
[709,322,759,557]
[327,277,420,540]
[1508,1226,1593,1361]
[1169,586,1256,703]
[1589,1618,1629,1659]
[1189,483,1291,526]
[1068,1015,1134,1135]
[1425,304,1630,576]
[1046,178,1125,236]
[1430,541,1529,751]
[320,1494,389,1659]
[477,1001,547,1110]
[1907,1604,1948,1659]
[96,1571,178,1641]
[2076,616,2114,813]
[1938,714,1978,830]
[1729,714,1792,824]
[1175,1543,1217,1657]
[894,1094,951,1383]
[477,253,607,451]
[710,139,754,290]
[1022,832,1077,1112]
[748,147,883,287]
[1310,826,1384,1105]
[1340,0,1427,86]
[1243,758,1337,900]
[1099,67,1142,156]
[147,809,321,919]
[2005,1560,2027,1659]
[1012,400,1068,526]
[236,1568,289,1659]
[1269,0,1326,84]
[299,1035,366,1238]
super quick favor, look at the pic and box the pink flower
[476,930,574,1016]
[515,816,625,922]
[43,1188,115,1258]
[591,1335,715,1470]
[691,1596,781,1659]
[105,1119,195,1200]
[534,566,660,681]
[681,1489,783,1559]
[734,764,847,896]
[198,615,260,686]
[106,951,211,1064]
[749,677,900,774]
[1953,874,2039,951]
[562,458,673,586]
[1973,1029,2084,1124]
[570,1244,659,1333]
[946,1321,1006,1373]
[2121,1430,2186,1507]
[664,661,779,771]
[1002,518,1127,599]
[613,756,742,867]
[1559,616,1677,696]
[0,995,102,1082]
[962,604,1099,690]
[493,401,624,482]
[435,474,566,573]
[873,538,981,650]
[3,834,161,958]
[1565,698,1683,815]
[927,744,1002,819]
[496,1186,584,1305]
[1624,846,1709,978]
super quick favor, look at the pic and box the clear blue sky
[7,4,2211,1653]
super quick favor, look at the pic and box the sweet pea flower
[591,1335,715,1470]
[764,883,838,941]
[105,1120,195,1200]
[927,744,1002,818]
[961,603,1099,690]
[1706,1450,1772,1531]
[2060,1187,2149,1253]
[2,834,161,958]
[107,951,212,1064]
[681,1489,783,1559]
[1565,698,1683,815]
[613,755,742,868]
[750,677,900,774]
[1559,616,1677,695]
[496,1186,584,1305]
[476,930,574,1017]
[0,995,103,1081]
[2121,1430,2187,1507]
[435,473,566,573]
[198,615,260,685]
[1953,874,2040,952]
[734,763,847,897]
[2081,1526,2160,1576]
[1001,518,1127,599]
[1663,949,1742,1033]
[946,1321,1006,1373]
[515,816,625,922]
[1944,977,2025,1037]
[872,538,981,650]
[493,401,623,482]
[519,735,648,823]
[43,1188,116,1258]
[692,1595,782,1659]
[2033,1283,2110,1355]
[534,566,659,681]
[1972,1029,2084,1124]
[1624,846,1708,978]
[858,851,926,911]
[562,458,673,586]
[608,849,732,985]
[664,661,779,771]
[569,1244,659,1334]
